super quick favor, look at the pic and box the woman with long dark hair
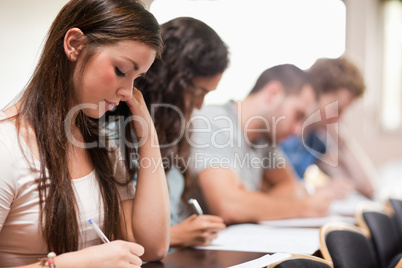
[136,17,229,248]
[0,0,169,266]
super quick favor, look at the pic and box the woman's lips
[105,100,118,111]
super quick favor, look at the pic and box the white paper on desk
[260,214,356,228]
[227,252,291,268]
[329,193,369,216]
[195,224,319,255]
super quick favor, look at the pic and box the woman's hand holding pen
[301,188,334,218]
[170,215,226,247]
[327,176,355,199]
[54,240,144,268]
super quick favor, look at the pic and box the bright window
[381,0,402,131]
[150,0,346,105]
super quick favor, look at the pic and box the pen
[188,198,204,216]
[303,181,316,196]
[89,218,110,243]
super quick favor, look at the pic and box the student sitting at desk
[0,0,169,267]
[188,64,334,224]
[135,17,228,247]
[280,57,375,199]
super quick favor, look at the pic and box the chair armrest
[394,257,402,268]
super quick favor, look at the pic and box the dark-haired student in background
[135,17,228,248]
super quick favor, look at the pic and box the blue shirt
[280,132,327,179]
[167,167,185,226]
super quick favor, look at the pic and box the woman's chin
[82,109,105,119]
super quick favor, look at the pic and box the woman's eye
[115,67,126,77]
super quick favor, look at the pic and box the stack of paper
[228,253,291,268]
[260,214,356,228]
[196,224,320,255]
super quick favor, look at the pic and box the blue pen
[89,219,110,243]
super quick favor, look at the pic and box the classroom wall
[0,0,150,109]
[0,0,69,108]
[342,0,402,169]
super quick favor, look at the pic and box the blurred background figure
[136,17,229,248]
[187,64,334,225]
[281,57,376,199]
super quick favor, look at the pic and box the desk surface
[142,195,365,267]
[143,248,267,268]
[143,247,323,268]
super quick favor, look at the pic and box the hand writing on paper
[170,215,226,247]
[302,188,334,218]
[327,176,355,199]
[56,240,144,268]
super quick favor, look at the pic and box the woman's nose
[119,81,134,101]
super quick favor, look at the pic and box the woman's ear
[64,28,86,62]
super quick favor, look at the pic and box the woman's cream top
[0,111,135,267]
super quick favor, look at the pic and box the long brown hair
[14,0,162,254]
[135,17,229,200]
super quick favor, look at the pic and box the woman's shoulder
[0,105,19,131]
[0,111,18,146]
[0,109,32,167]
[0,113,21,188]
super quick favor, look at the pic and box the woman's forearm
[132,128,170,261]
